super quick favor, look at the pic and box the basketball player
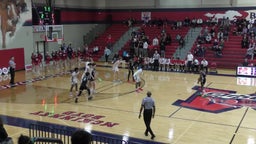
[165,57,171,72]
[88,63,96,94]
[70,67,79,96]
[197,69,206,93]
[159,56,166,71]
[75,72,92,103]
[112,57,125,82]
[127,58,135,82]
[133,66,143,92]
[84,57,93,73]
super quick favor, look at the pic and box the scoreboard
[32,6,56,25]
[236,66,256,77]
[38,6,55,25]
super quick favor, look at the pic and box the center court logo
[173,86,256,113]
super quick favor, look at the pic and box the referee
[139,91,156,140]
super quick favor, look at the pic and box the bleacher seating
[193,25,247,69]
[120,25,190,58]
[88,24,129,61]
[91,23,251,69]
[29,123,143,144]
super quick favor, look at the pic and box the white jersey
[159,58,166,65]
[133,68,143,83]
[144,57,149,65]
[166,58,171,65]
[149,58,154,64]
[113,60,123,72]
[85,61,90,73]
[71,71,79,84]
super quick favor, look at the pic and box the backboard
[45,25,63,43]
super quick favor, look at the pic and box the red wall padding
[0,48,25,71]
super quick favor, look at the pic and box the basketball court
[1,63,256,144]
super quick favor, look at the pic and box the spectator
[18,135,32,144]
[242,26,248,35]
[176,34,181,42]
[179,37,185,48]
[104,47,111,63]
[193,58,200,73]
[92,46,99,54]
[210,26,216,38]
[197,33,205,44]
[217,30,224,41]
[246,44,255,60]
[143,41,149,57]
[241,35,249,49]
[203,27,209,37]
[106,34,112,49]
[205,33,212,44]
[184,17,191,26]
[191,17,197,27]
[159,41,165,57]
[215,45,223,57]
[242,58,249,66]
[223,29,229,41]
[197,18,203,26]
[212,39,219,51]
[0,117,13,144]
[201,58,208,73]
[71,130,93,144]
[152,36,159,47]
[166,33,172,45]
[186,52,194,72]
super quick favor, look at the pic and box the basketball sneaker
[75,98,78,103]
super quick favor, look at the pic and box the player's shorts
[113,67,119,72]
[133,75,140,83]
[71,79,78,85]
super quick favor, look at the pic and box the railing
[29,124,132,144]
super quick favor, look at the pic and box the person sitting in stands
[176,34,181,42]
[179,37,185,48]
[71,130,93,144]
[246,43,256,60]
[18,135,32,144]
[0,117,13,144]
[205,33,212,44]
[184,17,191,27]
[212,39,219,51]
[241,35,249,49]
[193,58,200,73]
[93,46,99,54]
[242,58,249,66]
[197,18,203,26]
[200,58,208,73]
[197,33,205,44]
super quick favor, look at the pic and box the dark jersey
[128,61,134,70]
[80,75,89,89]
[199,71,206,83]
[89,68,95,81]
